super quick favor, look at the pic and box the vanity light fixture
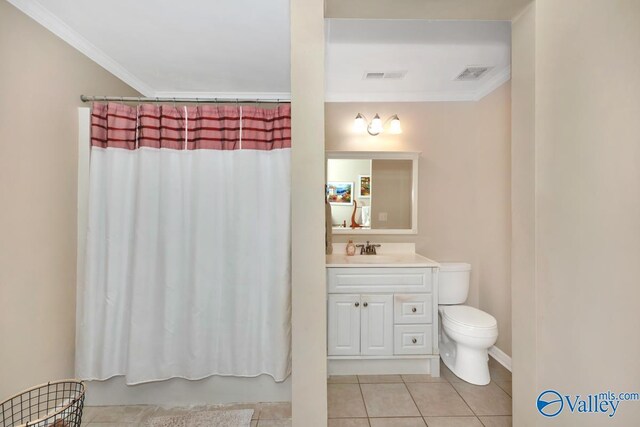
[353,113,402,136]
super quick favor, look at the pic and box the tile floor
[80,359,511,427]
[327,359,512,427]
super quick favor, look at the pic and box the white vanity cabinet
[328,293,393,356]
[327,264,440,376]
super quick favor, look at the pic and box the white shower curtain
[76,103,291,384]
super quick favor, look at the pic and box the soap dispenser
[346,240,356,256]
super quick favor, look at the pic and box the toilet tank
[438,263,471,304]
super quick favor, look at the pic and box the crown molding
[7,0,155,96]
[326,66,511,103]
[473,66,511,101]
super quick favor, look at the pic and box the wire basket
[0,380,85,427]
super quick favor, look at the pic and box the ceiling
[325,0,532,20]
[9,1,512,102]
[326,20,511,102]
[8,0,291,98]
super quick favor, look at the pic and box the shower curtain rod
[80,95,290,104]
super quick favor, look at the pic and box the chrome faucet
[355,241,381,255]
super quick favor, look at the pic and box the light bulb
[389,115,402,134]
[369,114,383,135]
[353,114,366,133]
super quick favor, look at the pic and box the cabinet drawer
[394,294,432,324]
[394,325,433,355]
[328,268,433,293]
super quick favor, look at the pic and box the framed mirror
[326,151,419,235]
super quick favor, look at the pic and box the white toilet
[438,263,498,385]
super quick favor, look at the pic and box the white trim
[473,66,512,101]
[7,0,154,96]
[326,66,511,103]
[488,345,512,372]
[327,151,419,235]
[154,91,292,101]
[328,356,439,376]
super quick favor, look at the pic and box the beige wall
[0,1,139,399]
[290,0,327,424]
[511,1,640,425]
[325,83,512,355]
[533,1,640,425]
[511,3,537,425]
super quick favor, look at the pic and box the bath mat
[146,409,254,427]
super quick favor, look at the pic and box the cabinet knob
[355,302,360,307]
[412,307,417,313]
[363,302,368,307]
[412,338,417,344]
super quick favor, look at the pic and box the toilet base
[440,330,492,385]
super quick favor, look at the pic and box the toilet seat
[440,305,498,337]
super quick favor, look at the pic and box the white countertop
[326,243,439,268]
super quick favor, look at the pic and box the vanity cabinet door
[360,294,394,356]
[328,294,361,356]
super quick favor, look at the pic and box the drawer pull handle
[355,302,360,307]
[412,338,417,344]
[363,302,368,307]
[412,307,417,313]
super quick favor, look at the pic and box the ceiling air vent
[455,66,492,81]
[364,71,407,80]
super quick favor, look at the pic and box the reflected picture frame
[358,175,371,199]
[326,181,353,205]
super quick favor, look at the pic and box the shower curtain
[76,102,291,384]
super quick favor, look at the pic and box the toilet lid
[442,305,497,329]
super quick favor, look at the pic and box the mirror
[326,151,419,234]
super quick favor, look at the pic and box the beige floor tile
[440,362,463,383]
[402,374,448,383]
[82,406,100,424]
[360,383,420,418]
[90,405,156,423]
[369,417,426,427]
[478,416,512,427]
[251,421,258,427]
[451,382,512,416]
[329,375,359,384]
[328,384,368,418]
[407,383,473,417]
[259,402,291,420]
[488,359,512,382]
[358,375,403,384]
[328,419,370,427]
[257,419,292,427]
[494,381,511,397]
[423,416,483,427]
